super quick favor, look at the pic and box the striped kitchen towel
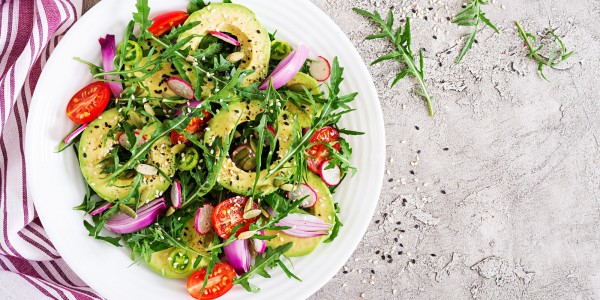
[0,0,102,299]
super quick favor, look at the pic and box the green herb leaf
[133,0,152,39]
[233,243,297,292]
[452,0,499,64]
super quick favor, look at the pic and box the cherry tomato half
[148,11,189,37]
[170,110,212,145]
[306,126,341,174]
[187,263,235,300]
[66,81,111,124]
[212,196,259,239]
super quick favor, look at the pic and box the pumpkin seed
[226,51,245,63]
[171,143,186,154]
[237,230,257,240]
[119,204,138,218]
[135,163,158,175]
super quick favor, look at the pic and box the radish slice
[252,230,266,254]
[90,202,113,216]
[174,99,202,117]
[117,130,146,149]
[259,44,310,90]
[287,183,318,208]
[194,204,214,234]
[320,160,341,186]
[167,77,195,100]
[105,198,167,234]
[209,30,240,46]
[309,56,331,82]
[170,180,182,209]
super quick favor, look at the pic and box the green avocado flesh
[78,108,176,204]
[146,219,213,278]
[284,72,319,128]
[204,100,294,195]
[179,3,271,86]
[265,173,336,257]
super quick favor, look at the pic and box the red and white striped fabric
[0,0,102,299]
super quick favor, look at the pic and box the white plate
[25,0,385,299]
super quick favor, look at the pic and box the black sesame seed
[433,35,437,39]
[441,190,447,194]
[402,198,407,203]
[396,221,401,225]
[446,50,452,55]
[411,9,416,13]
[343,270,348,274]
[424,16,428,21]
[400,18,405,23]
[375,220,380,224]
[94,125,99,128]
[474,39,479,44]
[371,270,375,274]
[83,153,87,158]
[415,125,420,130]
[447,16,451,21]
[398,251,403,255]
[439,62,443,67]
[387,255,392,259]
[410,170,415,175]
[410,259,416,264]
[388,178,393,182]
[375,250,380,254]
[399,243,404,247]
[443,147,449,151]
[383,213,388,218]
[256,30,261,34]
[428,7,433,10]
[414,225,419,228]
[381,255,386,260]
[394,237,398,242]
[400,230,406,233]
[417,150,421,154]
[431,254,437,257]
[388,259,393,263]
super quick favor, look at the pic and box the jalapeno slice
[270,39,291,60]
[168,248,192,273]
[118,40,142,66]
[179,147,199,171]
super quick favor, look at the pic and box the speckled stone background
[83,0,600,299]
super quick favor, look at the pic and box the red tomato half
[187,263,235,300]
[66,81,111,124]
[170,110,212,145]
[148,11,189,36]
[212,196,259,239]
[306,126,341,174]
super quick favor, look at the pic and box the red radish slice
[287,183,318,208]
[117,130,146,149]
[167,77,195,100]
[209,31,240,46]
[90,202,113,216]
[320,160,341,186]
[194,204,214,234]
[252,230,266,254]
[170,180,182,209]
[309,56,331,82]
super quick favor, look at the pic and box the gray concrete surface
[82,0,600,299]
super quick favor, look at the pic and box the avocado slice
[204,100,294,195]
[284,72,320,128]
[146,219,213,278]
[78,108,176,204]
[264,173,336,257]
[179,3,271,86]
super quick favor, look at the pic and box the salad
[58,0,360,298]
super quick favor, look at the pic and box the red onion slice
[287,183,318,208]
[98,34,123,98]
[259,44,310,90]
[209,30,240,46]
[167,77,195,100]
[64,124,88,144]
[276,213,332,238]
[252,230,266,254]
[224,239,251,274]
[194,204,214,234]
[90,202,113,216]
[105,198,166,234]
[170,180,182,209]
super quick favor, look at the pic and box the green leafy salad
[58,0,360,298]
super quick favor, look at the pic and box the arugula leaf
[233,243,297,292]
[453,0,499,64]
[515,21,573,81]
[83,220,122,247]
[133,0,153,39]
[353,9,434,116]
[187,0,209,14]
